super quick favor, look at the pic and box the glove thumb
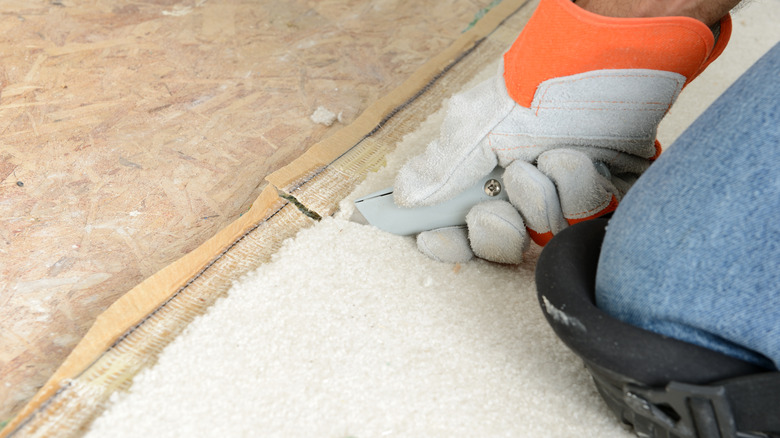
[537,149,619,224]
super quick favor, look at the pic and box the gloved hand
[394,0,731,264]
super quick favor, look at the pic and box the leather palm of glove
[393,0,731,264]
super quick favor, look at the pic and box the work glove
[394,0,731,264]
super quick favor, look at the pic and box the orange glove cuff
[503,0,732,108]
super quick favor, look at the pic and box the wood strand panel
[0,0,496,424]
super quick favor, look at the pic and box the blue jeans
[595,42,780,370]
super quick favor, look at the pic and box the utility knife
[351,167,508,236]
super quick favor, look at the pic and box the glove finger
[611,172,639,198]
[503,160,567,246]
[416,226,473,264]
[590,161,639,201]
[569,145,653,175]
[466,200,529,264]
[394,64,515,208]
[537,149,619,225]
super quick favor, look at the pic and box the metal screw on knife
[484,179,502,197]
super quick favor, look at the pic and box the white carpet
[85,3,780,437]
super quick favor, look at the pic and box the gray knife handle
[353,167,508,236]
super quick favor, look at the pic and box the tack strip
[2,1,537,436]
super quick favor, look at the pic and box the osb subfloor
[0,0,495,423]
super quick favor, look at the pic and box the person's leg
[595,42,780,370]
